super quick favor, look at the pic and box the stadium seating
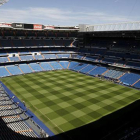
[19,50,30,54]
[29,63,43,71]
[0,51,7,56]
[134,81,140,88]
[6,65,22,75]
[59,61,69,69]
[34,55,43,60]
[80,65,96,74]
[85,56,97,61]
[0,84,47,138]
[0,57,9,63]
[102,58,116,64]
[19,64,33,73]
[76,55,84,59]
[0,67,10,77]
[126,61,140,69]
[57,54,70,58]
[50,62,62,70]
[120,73,140,85]
[40,62,53,71]
[104,70,124,79]
[73,63,87,71]
[69,62,79,69]
[89,67,107,76]
[1,26,140,140]
[20,55,34,61]
[9,57,20,62]
[43,54,56,59]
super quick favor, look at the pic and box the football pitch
[1,70,140,135]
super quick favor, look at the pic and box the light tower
[0,0,9,6]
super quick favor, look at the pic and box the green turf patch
[1,70,140,134]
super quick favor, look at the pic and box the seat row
[69,62,140,89]
[0,54,71,63]
[0,61,69,77]
[0,60,140,89]
[76,55,140,70]
[0,85,38,139]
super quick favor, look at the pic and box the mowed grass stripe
[1,70,140,134]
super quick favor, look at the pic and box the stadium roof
[0,0,9,6]
[79,21,140,32]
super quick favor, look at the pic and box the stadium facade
[0,21,140,140]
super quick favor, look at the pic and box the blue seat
[59,61,69,69]
[29,63,42,71]
[0,57,8,63]
[120,73,140,85]
[9,57,19,62]
[19,64,33,73]
[20,55,34,61]
[77,55,83,59]
[85,56,97,61]
[43,54,56,59]
[104,70,123,79]
[7,65,22,75]
[80,65,96,74]
[50,62,62,70]
[0,67,10,77]
[73,63,87,71]
[69,62,79,69]
[89,67,107,76]
[40,62,53,71]
[57,54,70,58]
[134,81,140,88]
[34,55,43,60]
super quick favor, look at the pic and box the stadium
[0,0,140,140]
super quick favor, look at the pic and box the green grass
[1,70,140,134]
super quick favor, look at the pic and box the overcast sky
[0,0,139,26]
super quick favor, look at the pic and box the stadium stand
[57,54,70,58]
[80,65,96,74]
[89,66,107,76]
[134,80,140,88]
[6,65,22,75]
[0,22,140,139]
[69,62,79,69]
[50,62,62,70]
[34,55,43,60]
[104,70,124,79]
[73,63,88,71]
[43,54,56,59]
[0,67,10,77]
[20,55,34,61]
[120,73,140,86]
[59,61,69,69]
[0,84,49,139]
[29,63,43,72]
[19,64,33,74]
[40,62,53,71]
[9,57,20,62]
[0,57,9,63]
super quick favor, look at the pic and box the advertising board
[44,26,55,30]
[34,24,42,30]
[0,23,12,28]
[12,23,24,29]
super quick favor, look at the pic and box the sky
[0,0,139,26]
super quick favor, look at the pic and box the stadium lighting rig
[0,0,9,6]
